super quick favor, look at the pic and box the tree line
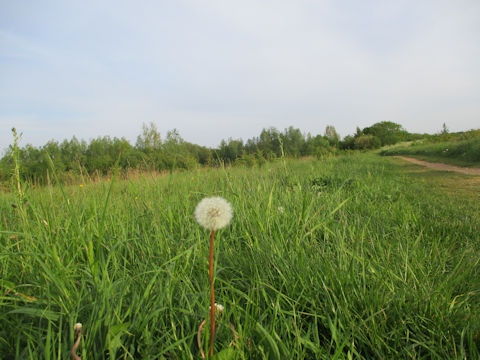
[0,121,423,184]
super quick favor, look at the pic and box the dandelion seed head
[194,197,232,231]
[74,323,83,332]
[209,303,224,314]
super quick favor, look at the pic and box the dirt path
[396,156,480,175]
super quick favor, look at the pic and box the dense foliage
[1,154,478,358]
[0,124,340,184]
[339,121,427,150]
[2,121,474,185]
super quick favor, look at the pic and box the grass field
[1,154,479,359]
[380,137,480,168]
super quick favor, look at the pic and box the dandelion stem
[209,229,215,357]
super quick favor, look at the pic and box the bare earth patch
[396,156,480,176]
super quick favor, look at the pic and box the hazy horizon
[2,120,478,154]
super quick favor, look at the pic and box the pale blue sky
[1,0,479,150]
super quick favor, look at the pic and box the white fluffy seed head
[74,323,83,332]
[209,303,225,314]
[194,197,233,231]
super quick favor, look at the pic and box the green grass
[1,154,479,359]
[380,137,480,168]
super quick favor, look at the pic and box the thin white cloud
[0,0,479,150]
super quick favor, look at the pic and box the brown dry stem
[71,324,83,360]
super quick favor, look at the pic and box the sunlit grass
[0,153,479,359]
[381,137,480,168]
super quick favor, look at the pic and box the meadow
[380,137,480,168]
[0,153,479,359]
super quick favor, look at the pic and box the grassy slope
[0,154,479,359]
[380,137,480,168]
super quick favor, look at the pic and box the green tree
[362,121,407,146]
[136,122,162,151]
[161,129,197,170]
[281,126,304,157]
[304,134,332,156]
[354,135,381,149]
[340,135,356,150]
[59,137,87,171]
[219,138,244,163]
[324,125,340,146]
[258,127,282,158]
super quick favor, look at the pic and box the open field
[1,154,479,359]
[380,137,480,168]
[394,157,480,176]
